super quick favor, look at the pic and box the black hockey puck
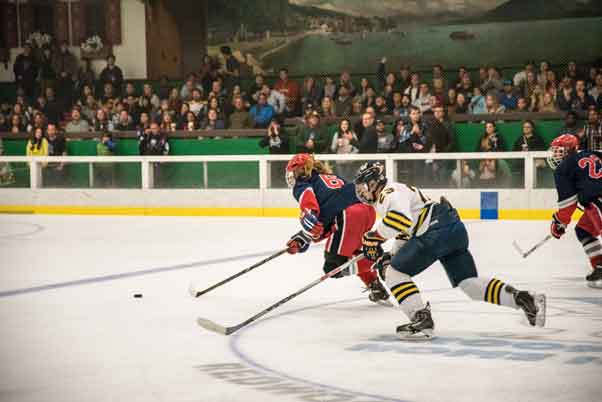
[133,293,143,298]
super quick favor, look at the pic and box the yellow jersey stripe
[493,280,504,305]
[387,211,413,227]
[391,282,416,297]
[486,279,500,303]
[395,287,420,303]
[383,217,410,232]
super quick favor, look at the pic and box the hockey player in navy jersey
[284,153,388,302]
[354,162,546,339]
[548,134,602,288]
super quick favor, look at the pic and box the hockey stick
[197,254,363,335]
[190,248,289,298]
[512,234,552,259]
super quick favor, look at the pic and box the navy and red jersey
[292,171,360,229]
[555,150,602,223]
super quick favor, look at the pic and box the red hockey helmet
[286,153,314,187]
[547,134,579,169]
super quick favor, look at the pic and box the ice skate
[586,266,602,289]
[366,278,390,304]
[510,288,546,327]
[396,303,435,340]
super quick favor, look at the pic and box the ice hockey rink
[0,214,600,402]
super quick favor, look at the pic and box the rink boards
[0,188,576,220]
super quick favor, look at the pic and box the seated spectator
[404,73,421,103]
[481,67,503,97]
[142,83,160,110]
[44,87,62,125]
[455,92,469,114]
[432,77,446,105]
[335,86,352,117]
[138,122,169,156]
[157,75,171,100]
[358,77,371,102]
[262,85,286,116]
[456,72,474,99]
[137,111,151,132]
[582,108,602,150]
[588,73,602,104]
[206,96,225,121]
[323,76,337,99]
[228,96,251,129]
[516,97,529,112]
[95,131,117,187]
[513,61,535,87]
[180,76,203,101]
[114,110,135,131]
[499,80,518,110]
[477,121,506,152]
[538,92,558,113]
[183,111,200,132]
[350,97,364,116]
[301,76,321,115]
[168,88,182,112]
[469,87,486,114]
[556,75,575,112]
[393,93,411,119]
[274,67,300,115]
[558,111,582,138]
[399,65,411,88]
[160,112,176,133]
[249,74,266,104]
[375,119,395,153]
[573,79,595,116]
[296,111,326,153]
[451,160,476,188]
[250,93,274,128]
[567,61,581,81]
[485,93,505,114]
[42,123,68,186]
[521,70,538,102]
[445,88,457,113]
[392,118,406,145]
[28,112,46,133]
[452,66,468,88]
[374,96,389,117]
[99,55,124,96]
[81,95,98,123]
[513,120,545,151]
[319,96,336,118]
[124,82,137,100]
[477,159,512,188]
[363,87,377,108]
[189,88,205,117]
[339,70,356,96]
[93,108,112,132]
[330,119,358,154]
[0,134,15,185]
[259,118,289,154]
[26,127,48,156]
[413,83,432,113]
[65,108,90,133]
[201,109,225,130]
[0,113,8,131]
[100,82,116,104]
[399,106,428,153]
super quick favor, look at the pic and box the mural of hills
[480,0,602,22]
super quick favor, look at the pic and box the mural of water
[263,17,602,75]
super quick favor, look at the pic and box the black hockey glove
[287,231,311,254]
[362,231,385,261]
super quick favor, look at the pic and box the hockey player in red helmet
[548,133,602,288]
[285,153,389,302]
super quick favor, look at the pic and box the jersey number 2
[319,174,345,189]
[578,155,602,179]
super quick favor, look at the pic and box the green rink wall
[2,120,563,188]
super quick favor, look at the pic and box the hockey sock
[576,226,602,268]
[356,258,378,286]
[459,277,518,309]
[385,268,424,319]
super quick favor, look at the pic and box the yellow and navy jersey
[374,182,433,240]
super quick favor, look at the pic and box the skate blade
[534,293,546,328]
[396,329,435,341]
[587,280,602,289]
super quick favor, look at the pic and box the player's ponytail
[306,155,332,176]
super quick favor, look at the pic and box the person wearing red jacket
[274,68,300,116]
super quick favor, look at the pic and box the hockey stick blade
[512,240,526,258]
[197,318,238,335]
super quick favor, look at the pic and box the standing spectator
[45,123,68,186]
[482,67,503,96]
[477,121,506,152]
[248,74,265,103]
[65,108,90,133]
[558,111,582,137]
[399,106,429,152]
[354,110,374,144]
[262,85,286,116]
[404,73,421,103]
[582,108,602,150]
[274,68,300,116]
[77,59,96,92]
[358,77,371,102]
[335,86,352,117]
[300,76,321,114]
[339,70,356,96]
[13,45,38,100]
[513,62,535,87]
[250,93,274,128]
[99,55,124,96]
[572,79,596,116]
[375,119,394,153]
[220,46,240,90]
[39,46,56,96]
[322,76,337,99]
[330,118,358,180]
[485,93,506,114]
[512,120,546,151]
[469,87,486,114]
[228,96,251,129]
[428,106,455,153]
[296,111,326,153]
[499,80,518,110]
[356,111,378,154]
[53,41,78,108]
[96,132,117,187]
[26,127,48,156]
[259,118,289,154]
[139,122,169,156]
[44,87,62,125]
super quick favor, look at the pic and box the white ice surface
[0,215,600,402]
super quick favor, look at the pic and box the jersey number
[319,174,345,189]
[578,155,602,179]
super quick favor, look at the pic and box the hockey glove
[375,252,392,281]
[287,231,312,254]
[300,209,324,240]
[550,212,567,239]
[362,231,386,261]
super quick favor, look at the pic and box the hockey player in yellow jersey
[354,162,546,340]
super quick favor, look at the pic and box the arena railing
[0,151,552,191]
